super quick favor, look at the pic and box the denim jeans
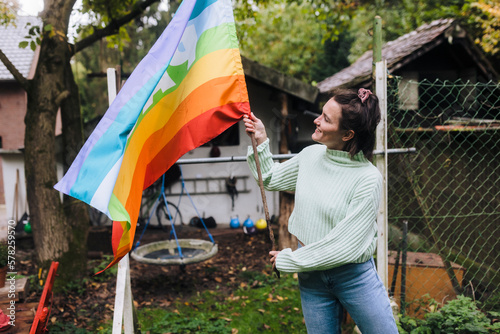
[298,258,398,334]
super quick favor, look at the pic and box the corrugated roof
[317,18,457,93]
[0,16,41,81]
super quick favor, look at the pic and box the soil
[16,224,275,330]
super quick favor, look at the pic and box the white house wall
[0,151,27,223]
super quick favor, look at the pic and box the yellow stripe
[113,48,245,203]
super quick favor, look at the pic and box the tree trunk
[24,0,88,281]
[277,93,297,250]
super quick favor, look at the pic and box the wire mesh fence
[386,78,500,317]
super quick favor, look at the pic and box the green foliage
[74,2,173,121]
[18,22,42,51]
[347,0,467,63]
[309,31,354,84]
[138,309,231,334]
[235,1,324,82]
[482,290,500,313]
[0,0,18,26]
[0,242,8,267]
[91,255,118,281]
[397,295,499,334]
[463,0,500,55]
[87,268,306,333]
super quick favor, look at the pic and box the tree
[0,0,18,25]
[235,1,325,82]
[75,3,175,121]
[464,0,500,71]
[0,0,161,281]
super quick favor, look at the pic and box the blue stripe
[54,0,198,204]
[190,0,218,20]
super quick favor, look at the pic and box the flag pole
[250,133,280,279]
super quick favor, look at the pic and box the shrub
[398,295,500,334]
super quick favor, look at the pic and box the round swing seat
[131,239,218,265]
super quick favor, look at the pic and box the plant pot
[0,266,7,288]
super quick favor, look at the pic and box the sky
[19,0,44,16]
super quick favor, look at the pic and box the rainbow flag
[54,0,250,272]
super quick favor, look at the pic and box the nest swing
[131,239,218,265]
[131,166,218,267]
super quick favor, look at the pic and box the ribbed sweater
[247,139,382,273]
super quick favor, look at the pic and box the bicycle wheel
[88,207,111,226]
[156,199,183,232]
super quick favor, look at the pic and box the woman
[244,88,398,333]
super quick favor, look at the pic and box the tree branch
[72,0,161,54]
[55,90,71,107]
[0,48,30,90]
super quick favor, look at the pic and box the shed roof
[317,19,498,94]
[0,16,41,81]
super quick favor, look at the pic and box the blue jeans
[298,258,398,334]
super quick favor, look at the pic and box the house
[0,16,43,224]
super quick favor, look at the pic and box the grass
[55,266,307,333]
[117,268,303,333]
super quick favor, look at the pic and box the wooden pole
[372,16,382,85]
[250,133,280,278]
[375,60,389,289]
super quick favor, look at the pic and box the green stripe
[108,193,131,223]
[124,23,239,149]
[141,22,237,115]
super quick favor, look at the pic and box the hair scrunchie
[358,88,372,103]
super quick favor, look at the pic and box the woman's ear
[342,130,355,142]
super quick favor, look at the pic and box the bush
[398,295,500,334]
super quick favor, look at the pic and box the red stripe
[143,102,250,189]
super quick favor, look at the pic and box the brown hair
[332,88,381,160]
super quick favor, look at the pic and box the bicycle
[88,164,183,232]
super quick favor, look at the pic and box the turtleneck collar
[323,146,370,166]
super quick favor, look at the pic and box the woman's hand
[269,250,281,269]
[243,112,268,146]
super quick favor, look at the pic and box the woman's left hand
[269,250,280,269]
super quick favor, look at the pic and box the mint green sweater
[247,139,382,273]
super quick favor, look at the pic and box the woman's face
[312,98,350,150]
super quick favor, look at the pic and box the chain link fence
[386,78,500,317]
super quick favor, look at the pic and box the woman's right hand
[243,112,268,146]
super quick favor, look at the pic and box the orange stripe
[113,75,247,204]
[144,102,250,188]
[125,101,248,218]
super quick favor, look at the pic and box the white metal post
[113,254,134,334]
[375,60,389,289]
[107,67,135,334]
